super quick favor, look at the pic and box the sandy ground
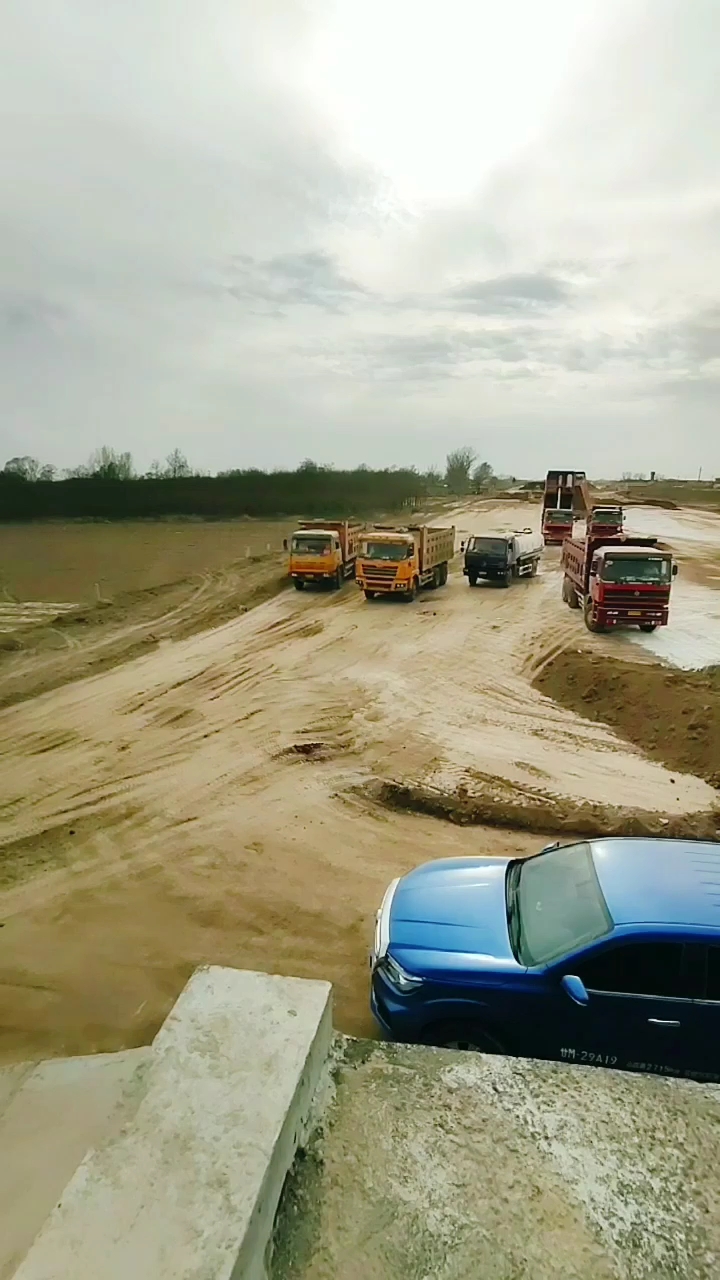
[0,500,718,1061]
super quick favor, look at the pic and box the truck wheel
[294,580,305,591]
[563,576,580,609]
[364,590,376,600]
[501,570,512,588]
[428,567,440,590]
[531,560,539,577]
[584,601,602,633]
[402,580,418,602]
[440,563,448,586]
[333,568,343,590]
[468,572,478,587]
[639,622,657,633]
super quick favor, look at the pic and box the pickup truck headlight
[378,954,424,994]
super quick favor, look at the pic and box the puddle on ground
[620,580,720,670]
[623,506,720,546]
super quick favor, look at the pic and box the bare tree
[87,446,135,480]
[164,448,192,478]
[445,447,476,495]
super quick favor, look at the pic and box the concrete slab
[271,1038,720,1280]
[0,1049,150,1280]
[15,967,332,1280]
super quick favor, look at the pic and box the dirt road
[0,500,718,1062]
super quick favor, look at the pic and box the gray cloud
[0,0,719,475]
[225,251,369,314]
[447,272,571,315]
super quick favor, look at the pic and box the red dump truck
[287,519,363,590]
[587,505,624,538]
[561,534,677,633]
[356,524,455,601]
[542,470,590,544]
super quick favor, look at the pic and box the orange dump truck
[356,524,455,602]
[288,519,363,590]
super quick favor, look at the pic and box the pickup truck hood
[389,857,520,978]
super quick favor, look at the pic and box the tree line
[0,445,508,521]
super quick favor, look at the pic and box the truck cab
[587,506,624,538]
[542,509,575,544]
[289,528,344,590]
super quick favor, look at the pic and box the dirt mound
[533,649,720,789]
[369,777,719,841]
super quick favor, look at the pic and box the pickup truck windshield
[361,542,412,561]
[292,536,331,555]
[467,538,507,555]
[511,842,612,966]
[601,557,671,584]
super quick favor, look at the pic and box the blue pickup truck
[370,838,720,1082]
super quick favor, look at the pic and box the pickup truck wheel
[364,590,376,600]
[294,580,305,591]
[639,622,657,633]
[423,1021,505,1054]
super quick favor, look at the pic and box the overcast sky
[1,0,719,478]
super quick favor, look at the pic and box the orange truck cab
[288,520,362,590]
[356,525,455,602]
[561,535,678,633]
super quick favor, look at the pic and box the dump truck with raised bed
[561,534,677,633]
[462,528,543,587]
[287,520,363,590]
[587,505,624,537]
[356,524,455,601]
[542,470,590,544]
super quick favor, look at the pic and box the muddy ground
[0,501,719,1062]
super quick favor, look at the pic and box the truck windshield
[592,512,621,524]
[601,557,671,584]
[292,536,331,555]
[467,538,507,555]
[545,511,573,524]
[509,843,612,967]
[361,542,412,561]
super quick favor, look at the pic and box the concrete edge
[14,967,333,1280]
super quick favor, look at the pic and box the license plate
[628,610,642,617]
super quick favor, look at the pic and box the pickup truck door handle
[647,1018,681,1027]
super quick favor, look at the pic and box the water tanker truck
[356,525,455,602]
[462,529,543,587]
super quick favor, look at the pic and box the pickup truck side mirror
[561,974,589,1007]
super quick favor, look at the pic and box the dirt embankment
[0,555,290,709]
[533,649,720,790]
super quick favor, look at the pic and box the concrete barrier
[14,967,332,1280]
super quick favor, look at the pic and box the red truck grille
[601,588,669,606]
